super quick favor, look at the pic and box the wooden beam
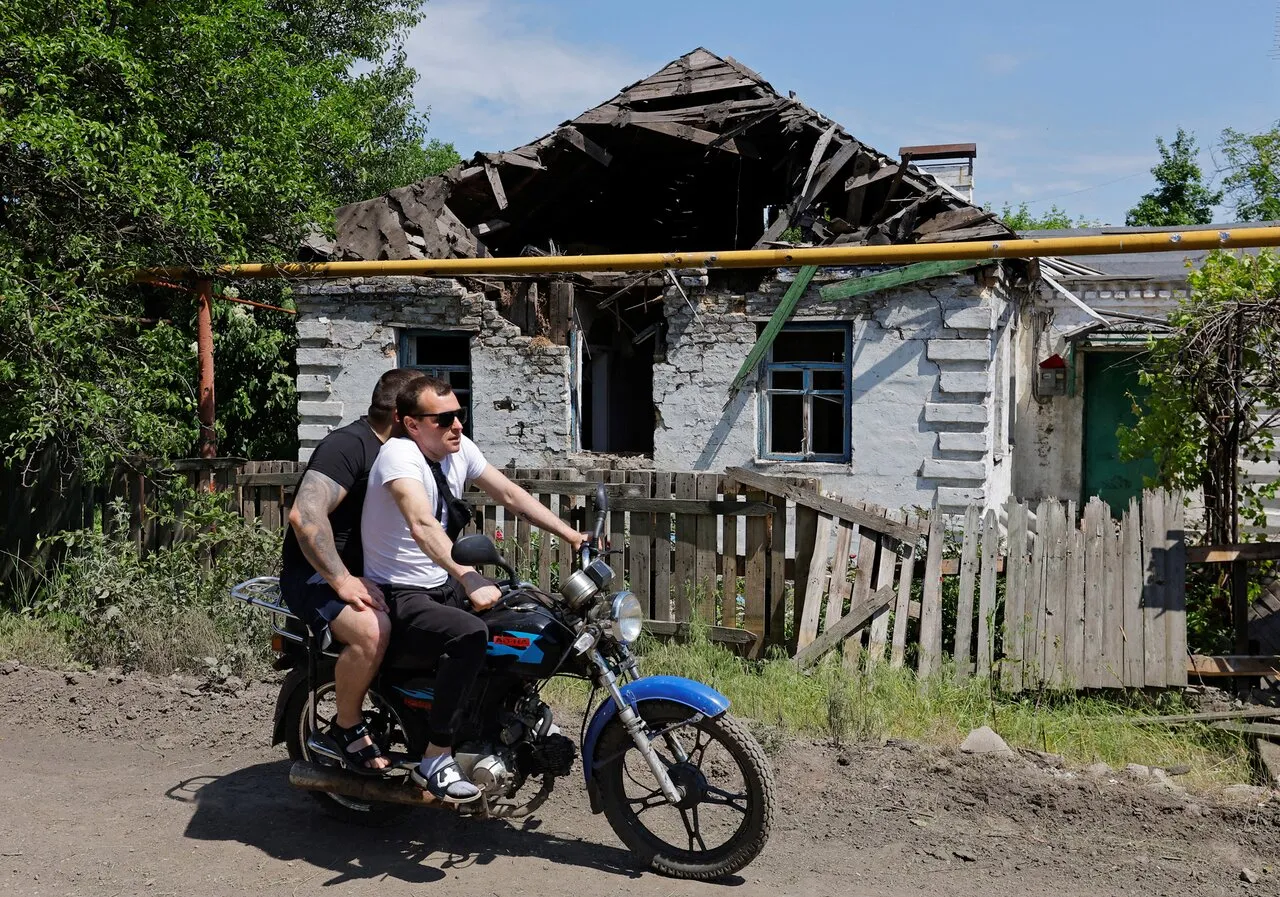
[1186,542,1280,563]
[724,467,924,543]
[612,498,775,516]
[727,266,819,394]
[483,163,509,211]
[644,620,757,648]
[793,583,896,669]
[1187,655,1280,677]
[844,164,899,193]
[556,126,613,166]
[1112,708,1280,726]
[1212,721,1280,737]
[797,123,838,203]
[801,140,861,206]
[633,121,758,157]
[818,259,988,302]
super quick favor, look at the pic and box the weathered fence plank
[1102,506,1124,688]
[628,470,653,616]
[1043,500,1067,687]
[976,509,998,679]
[673,472,697,620]
[825,522,855,630]
[866,534,898,667]
[889,530,917,669]
[652,471,673,621]
[954,504,981,678]
[1083,499,1106,689]
[1065,526,1085,688]
[791,503,820,655]
[695,472,719,623]
[796,514,835,651]
[1165,493,1188,687]
[766,490,789,650]
[1003,498,1029,692]
[743,488,768,655]
[917,515,946,677]
[1142,490,1168,687]
[1122,497,1144,687]
[721,479,739,628]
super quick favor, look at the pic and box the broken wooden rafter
[633,121,759,157]
[797,123,839,202]
[483,163,509,211]
[916,222,1011,243]
[482,151,543,171]
[800,139,861,208]
[844,164,899,193]
[727,265,818,393]
[819,258,988,301]
[913,206,997,237]
[556,126,612,166]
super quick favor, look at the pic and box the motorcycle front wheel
[594,700,775,881]
[281,674,414,827]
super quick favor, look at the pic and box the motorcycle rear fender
[272,665,309,746]
[582,675,730,813]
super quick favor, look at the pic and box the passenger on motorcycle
[281,368,427,774]
[361,374,588,803]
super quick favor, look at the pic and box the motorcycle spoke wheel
[299,683,401,813]
[605,707,756,860]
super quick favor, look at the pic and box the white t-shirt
[361,435,489,587]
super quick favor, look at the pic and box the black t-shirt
[281,417,383,582]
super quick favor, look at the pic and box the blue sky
[405,0,1280,226]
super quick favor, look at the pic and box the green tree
[1119,250,1280,545]
[1125,128,1222,227]
[995,203,1098,231]
[0,0,458,477]
[1219,125,1280,222]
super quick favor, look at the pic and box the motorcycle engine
[456,744,516,797]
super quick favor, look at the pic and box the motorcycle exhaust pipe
[289,761,439,808]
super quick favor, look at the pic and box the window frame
[399,329,475,438]
[757,322,853,463]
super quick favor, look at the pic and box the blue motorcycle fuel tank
[481,595,568,677]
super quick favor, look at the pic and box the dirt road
[1,663,1277,896]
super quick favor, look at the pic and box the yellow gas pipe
[134,226,1280,281]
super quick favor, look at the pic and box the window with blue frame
[399,330,474,438]
[759,324,851,462]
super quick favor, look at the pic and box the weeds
[2,486,279,677]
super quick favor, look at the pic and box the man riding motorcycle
[361,373,587,802]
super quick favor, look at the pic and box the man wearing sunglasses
[361,375,588,803]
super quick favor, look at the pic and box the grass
[547,630,1257,790]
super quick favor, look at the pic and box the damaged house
[295,48,1033,515]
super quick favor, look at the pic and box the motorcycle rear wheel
[282,675,414,827]
[595,700,775,881]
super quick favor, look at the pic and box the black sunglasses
[408,407,467,428]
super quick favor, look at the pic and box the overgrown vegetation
[0,0,460,477]
[1120,250,1280,646]
[2,487,280,676]
[1126,128,1221,227]
[548,631,1254,788]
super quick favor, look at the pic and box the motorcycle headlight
[610,591,644,644]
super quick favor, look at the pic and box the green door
[1082,351,1156,513]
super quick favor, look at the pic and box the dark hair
[369,369,426,428]
[396,374,453,418]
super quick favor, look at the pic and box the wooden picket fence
[945,491,1188,691]
[6,453,1199,692]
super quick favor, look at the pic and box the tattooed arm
[287,470,386,612]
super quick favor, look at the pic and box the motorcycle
[230,485,775,881]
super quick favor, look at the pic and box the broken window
[759,325,850,462]
[400,331,473,437]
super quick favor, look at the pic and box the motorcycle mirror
[452,534,517,584]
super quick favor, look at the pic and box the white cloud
[407,0,654,153]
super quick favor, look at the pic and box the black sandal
[328,720,389,776]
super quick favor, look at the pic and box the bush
[10,486,281,677]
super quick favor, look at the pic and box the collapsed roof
[332,48,1014,263]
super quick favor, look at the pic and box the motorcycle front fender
[581,675,730,808]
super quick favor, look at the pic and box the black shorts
[280,570,348,640]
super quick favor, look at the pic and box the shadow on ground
[167,760,658,887]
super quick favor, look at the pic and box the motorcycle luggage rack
[230,576,309,648]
